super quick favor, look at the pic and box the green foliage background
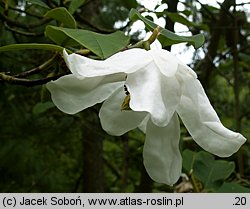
[0,0,249,192]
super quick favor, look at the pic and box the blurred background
[0,0,249,192]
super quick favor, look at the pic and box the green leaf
[182,149,196,174]
[182,150,236,192]
[121,0,137,9]
[45,26,78,47]
[33,102,55,115]
[0,43,70,53]
[45,26,130,59]
[181,9,192,17]
[166,12,195,27]
[68,0,86,14]
[44,7,76,28]
[25,0,50,9]
[193,151,235,191]
[165,12,208,30]
[217,182,250,193]
[129,8,205,48]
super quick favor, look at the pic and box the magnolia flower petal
[143,113,182,185]
[99,87,147,136]
[149,49,179,77]
[138,115,150,134]
[177,78,246,157]
[149,49,197,80]
[176,62,197,80]
[46,74,124,114]
[126,63,181,127]
[63,49,152,78]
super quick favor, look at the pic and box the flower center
[124,84,129,95]
[121,85,131,111]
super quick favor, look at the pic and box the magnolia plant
[46,47,246,185]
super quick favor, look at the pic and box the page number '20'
[234,197,247,206]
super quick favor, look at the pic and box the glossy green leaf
[68,0,86,14]
[45,26,78,47]
[25,0,50,9]
[193,151,235,191]
[45,7,76,28]
[45,26,130,59]
[0,43,70,53]
[129,8,205,48]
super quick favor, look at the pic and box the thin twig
[5,4,43,19]
[202,51,234,86]
[14,53,59,78]
[4,22,44,37]
[0,73,66,87]
[0,12,52,29]
[216,1,235,20]
[195,0,217,21]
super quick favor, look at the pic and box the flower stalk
[189,170,201,193]
[128,26,161,50]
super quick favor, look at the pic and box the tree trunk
[134,164,153,192]
[163,0,179,51]
[82,108,104,192]
[198,0,235,89]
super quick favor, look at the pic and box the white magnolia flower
[46,48,246,185]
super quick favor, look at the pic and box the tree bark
[134,164,153,192]
[197,0,235,89]
[82,108,104,192]
[163,0,179,51]
[120,134,129,192]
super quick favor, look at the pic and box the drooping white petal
[99,87,147,136]
[143,113,182,185]
[149,49,179,77]
[63,49,152,78]
[176,62,197,80]
[177,78,246,157]
[126,62,181,127]
[46,74,124,114]
[138,115,150,134]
